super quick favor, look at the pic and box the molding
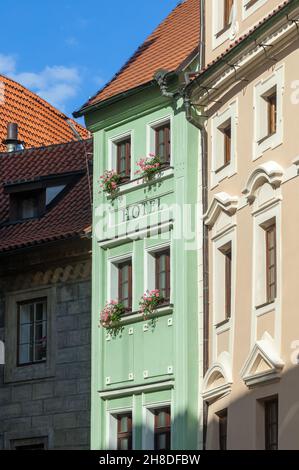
[202,352,233,403]
[241,332,284,388]
[243,161,284,204]
[204,192,239,228]
[98,220,173,249]
[98,379,175,399]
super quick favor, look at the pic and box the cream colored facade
[189,0,299,450]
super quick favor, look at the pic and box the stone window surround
[253,65,284,160]
[212,0,237,50]
[4,286,56,384]
[142,401,171,450]
[211,100,238,189]
[4,428,53,450]
[106,407,134,450]
[242,0,268,20]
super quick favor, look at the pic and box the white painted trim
[240,332,284,388]
[243,161,284,204]
[204,192,239,228]
[211,100,238,188]
[253,65,284,160]
[212,0,238,50]
[106,406,133,450]
[107,251,133,304]
[202,352,233,403]
[108,129,134,177]
[242,0,268,20]
[142,401,171,450]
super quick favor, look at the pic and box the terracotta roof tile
[0,139,92,253]
[77,0,200,112]
[0,74,90,152]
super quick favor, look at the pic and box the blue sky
[0,0,179,120]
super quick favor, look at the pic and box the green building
[74,0,203,450]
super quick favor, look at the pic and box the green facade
[85,84,201,450]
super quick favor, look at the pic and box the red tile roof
[0,74,90,152]
[0,139,92,253]
[77,0,200,113]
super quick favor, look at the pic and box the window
[118,261,132,311]
[155,122,170,165]
[117,138,131,181]
[211,102,237,187]
[264,397,278,450]
[155,249,171,302]
[10,190,44,221]
[218,409,228,450]
[266,91,277,137]
[254,66,284,159]
[243,0,268,19]
[11,437,48,450]
[154,407,171,450]
[223,0,234,29]
[223,244,232,320]
[17,299,47,366]
[265,223,277,303]
[117,413,132,450]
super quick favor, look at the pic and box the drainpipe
[184,0,209,451]
[154,0,209,448]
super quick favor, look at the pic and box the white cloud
[0,53,16,75]
[0,53,81,112]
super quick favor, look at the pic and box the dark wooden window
[154,407,171,450]
[155,122,171,165]
[265,397,278,450]
[117,138,131,181]
[117,413,132,450]
[118,261,132,310]
[17,299,47,366]
[266,91,277,136]
[224,244,232,320]
[224,0,234,28]
[155,249,171,302]
[218,409,228,450]
[223,122,231,165]
[10,190,45,222]
[266,224,276,303]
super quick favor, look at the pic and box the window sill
[119,303,173,326]
[215,317,231,333]
[257,132,276,146]
[106,167,174,199]
[215,161,231,175]
[255,300,276,317]
[216,23,232,39]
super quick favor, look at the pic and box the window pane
[18,300,47,366]
[19,343,32,365]
[157,433,167,449]
[120,416,128,433]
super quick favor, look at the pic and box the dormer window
[10,190,45,222]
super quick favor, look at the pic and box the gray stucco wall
[0,277,91,450]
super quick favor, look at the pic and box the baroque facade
[187,0,299,450]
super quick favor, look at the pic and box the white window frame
[144,242,172,304]
[107,251,134,308]
[213,228,236,329]
[253,65,284,160]
[146,115,173,167]
[242,0,268,20]
[142,402,171,450]
[212,0,237,50]
[252,202,281,317]
[108,130,134,178]
[211,100,238,188]
[106,407,134,450]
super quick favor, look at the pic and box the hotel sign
[122,198,161,222]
